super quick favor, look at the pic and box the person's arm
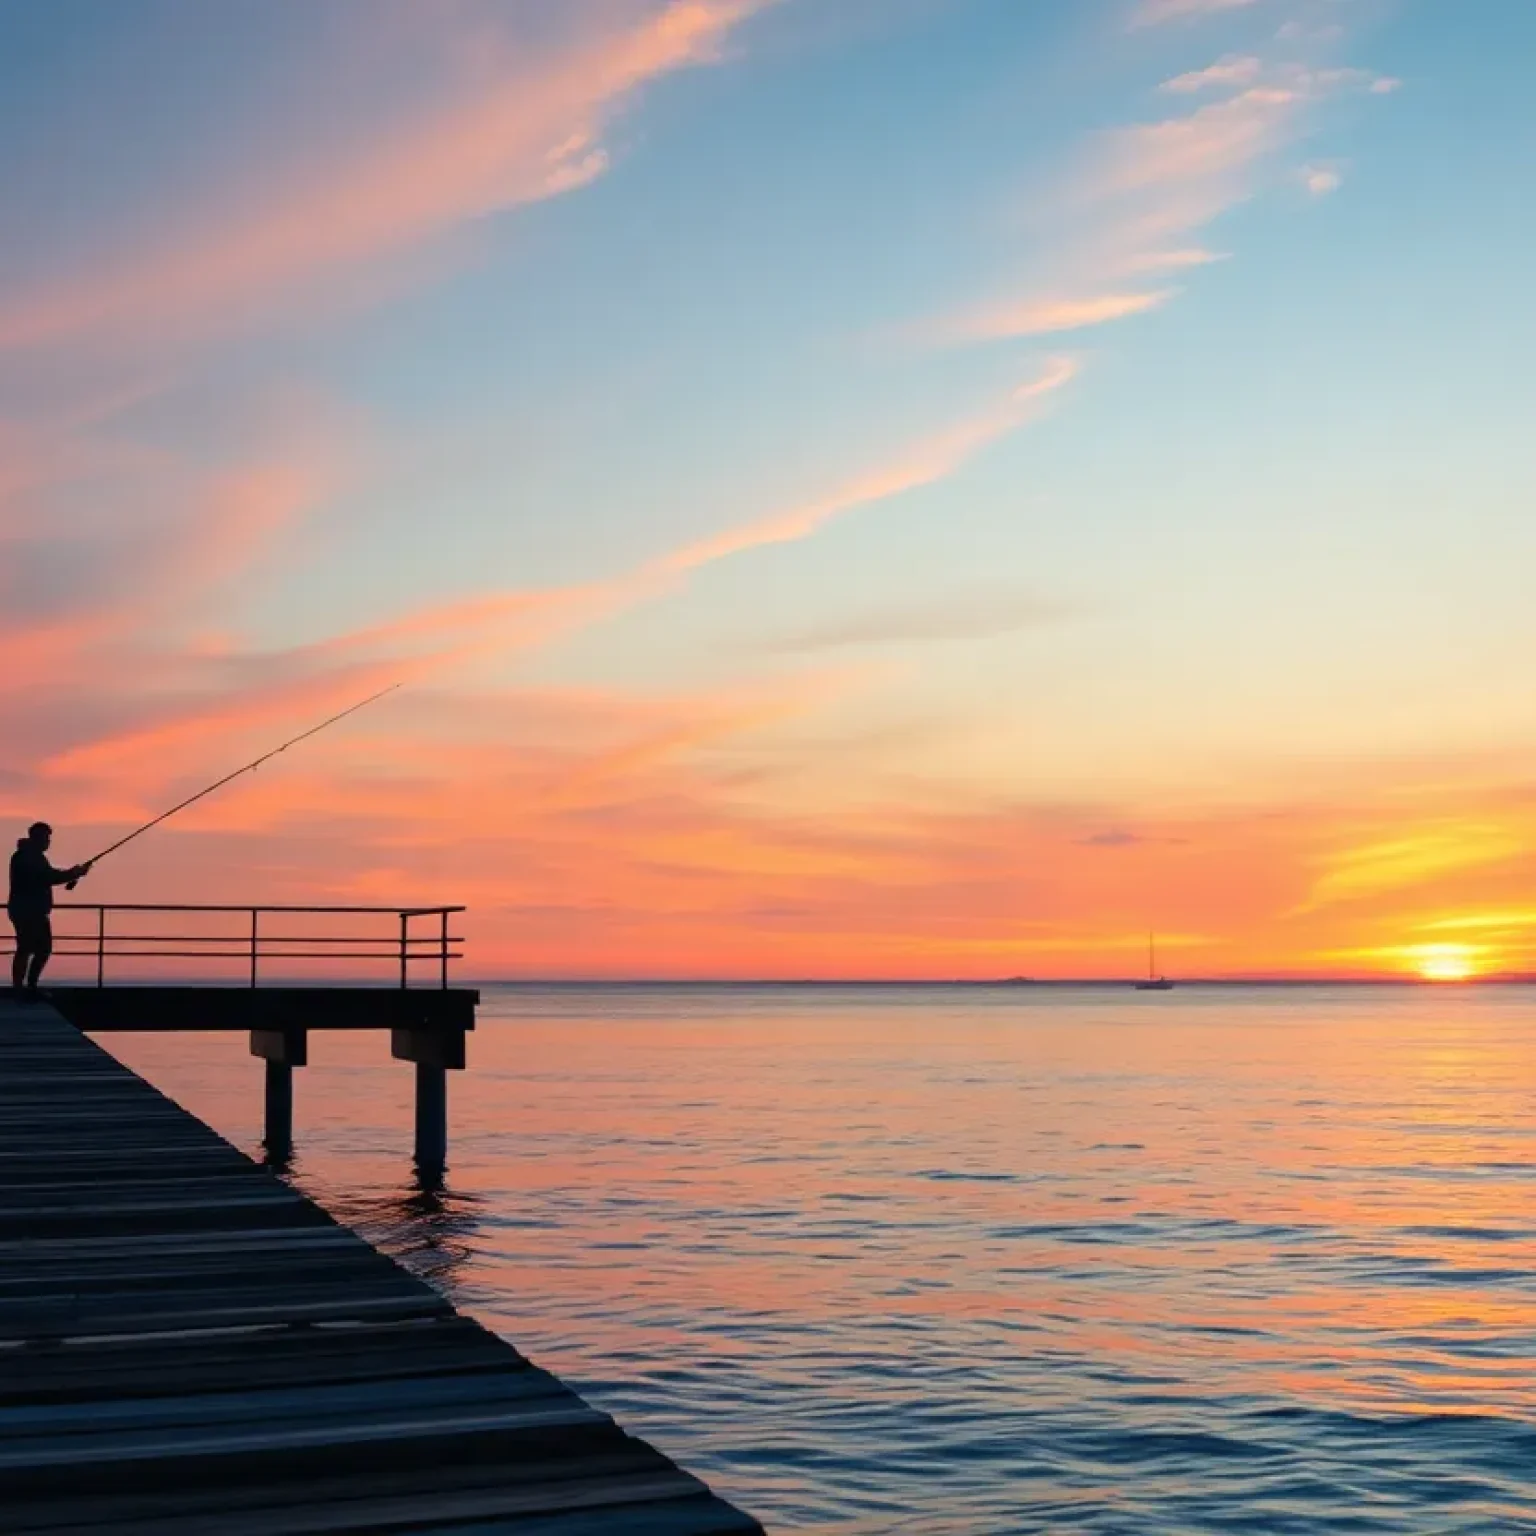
[47,858,89,885]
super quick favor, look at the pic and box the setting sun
[1414,944,1478,982]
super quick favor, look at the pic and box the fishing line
[79,683,401,871]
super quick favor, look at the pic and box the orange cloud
[1125,247,1228,271]
[654,358,1078,570]
[14,352,1074,852]
[24,667,1536,982]
[0,1,771,352]
[322,361,1077,662]
[39,659,405,783]
[952,291,1174,342]
[1418,910,1536,936]
[0,417,345,699]
[1299,822,1527,912]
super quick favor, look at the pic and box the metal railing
[5,904,465,988]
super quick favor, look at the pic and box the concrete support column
[264,1062,294,1159]
[392,1027,466,1173]
[251,1029,307,1161]
[414,1064,447,1171]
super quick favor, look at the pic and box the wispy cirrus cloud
[26,354,1079,822]
[930,41,1398,349]
[0,419,347,688]
[1161,55,1264,93]
[3,0,1079,815]
[1076,829,1182,848]
[0,1,1487,984]
[1417,910,1536,936]
[1299,822,1527,912]
[949,290,1175,342]
[1131,0,1260,28]
[253,358,1080,695]
[0,0,772,353]
[1125,246,1228,271]
[1298,162,1344,195]
[656,357,1078,572]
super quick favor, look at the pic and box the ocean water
[107,984,1536,1534]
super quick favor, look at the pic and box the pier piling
[392,1022,465,1170]
[264,1059,294,1157]
[250,1026,306,1158]
[0,995,761,1533]
[415,1062,448,1169]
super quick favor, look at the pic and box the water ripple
[107,983,1536,1533]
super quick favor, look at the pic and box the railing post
[400,912,409,990]
[441,909,449,990]
[250,909,259,988]
[96,907,106,988]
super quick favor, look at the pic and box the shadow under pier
[50,982,478,1173]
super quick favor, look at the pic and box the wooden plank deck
[0,998,762,1534]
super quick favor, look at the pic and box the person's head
[26,822,51,850]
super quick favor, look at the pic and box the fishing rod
[79,682,401,872]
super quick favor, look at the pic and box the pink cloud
[924,38,1395,351]
[0,1,771,352]
[952,291,1175,342]
[1298,163,1343,196]
[652,358,1078,570]
[1124,247,1228,271]
[1131,0,1259,27]
[1093,86,1301,204]
[16,357,1076,834]
[0,419,345,694]
[1161,55,1264,93]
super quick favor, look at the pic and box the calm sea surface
[108,984,1536,1534]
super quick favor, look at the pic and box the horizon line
[463,974,1536,987]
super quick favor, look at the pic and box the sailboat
[1134,932,1175,991]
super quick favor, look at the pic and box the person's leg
[9,914,27,993]
[23,917,52,992]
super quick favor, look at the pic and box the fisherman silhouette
[8,824,90,998]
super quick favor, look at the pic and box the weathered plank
[1,1317,521,1405]
[0,998,761,1533]
[1,1453,694,1534]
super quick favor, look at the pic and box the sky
[1,0,1534,981]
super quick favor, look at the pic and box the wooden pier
[51,981,478,1170]
[0,928,762,1531]
[28,903,481,1170]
